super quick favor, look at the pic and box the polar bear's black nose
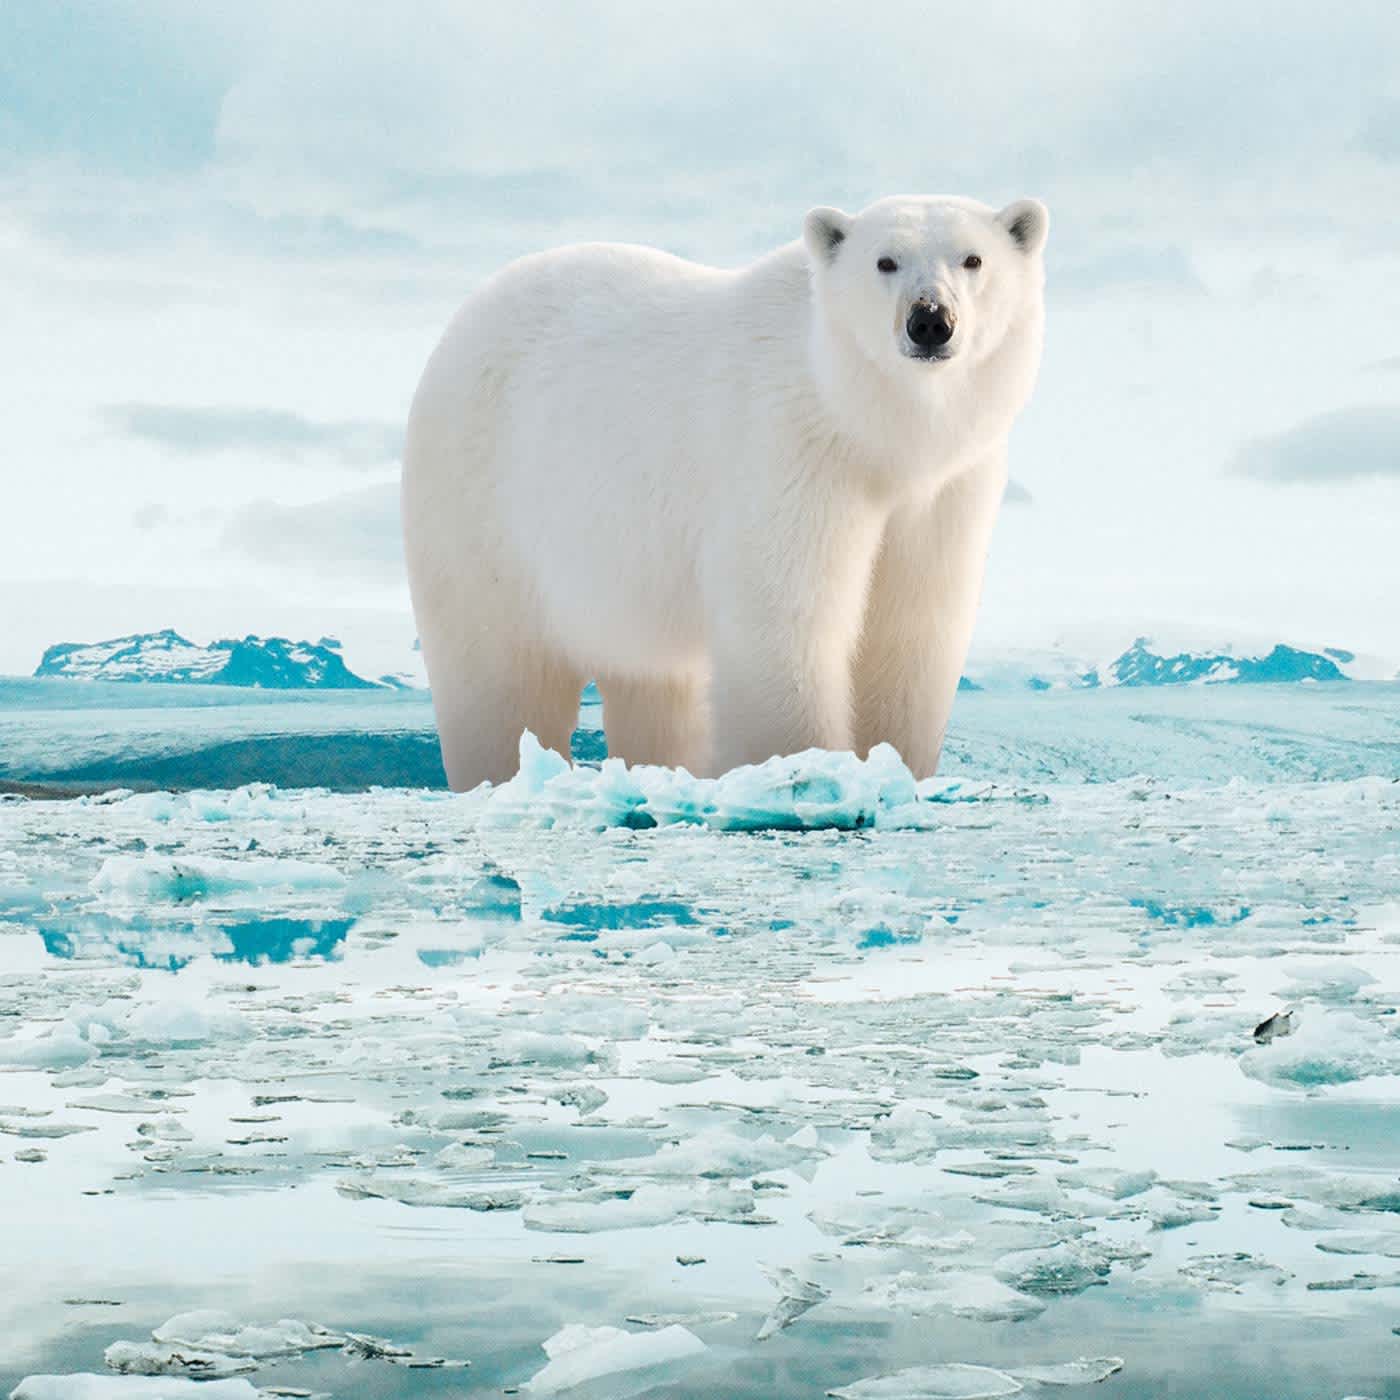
[906,302,956,350]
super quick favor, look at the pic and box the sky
[3,1,1400,678]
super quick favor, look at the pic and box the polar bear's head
[803,195,1048,376]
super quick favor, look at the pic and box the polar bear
[402,195,1047,790]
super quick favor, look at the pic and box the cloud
[1230,405,1400,484]
[104,403,401,466]
[221,481,402,576]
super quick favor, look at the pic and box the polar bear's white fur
[403,195,1048,789]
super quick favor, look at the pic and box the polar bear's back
[404,240,812,673]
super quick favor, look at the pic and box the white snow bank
[473,733,961,833]
[522,1322,705,1395]
[10,1378,260,1400]
[91,854,345,902]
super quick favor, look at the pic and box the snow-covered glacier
[0,685,1397,1398]
[32,630,386,690]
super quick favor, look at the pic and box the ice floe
[520,1322,705,1394]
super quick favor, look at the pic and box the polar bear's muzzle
[904,300,957,361]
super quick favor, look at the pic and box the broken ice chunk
[91,854,345,902]
[995,1243,1111,1297]
[12,1378,262,1399]
[754,1264,830,1340]
[1242,1009,1400,1087]
[868,1105,942,1162]
[1178,1253,1289,1292]
[1008,1357,1124,1386]
[477,733,928,832]
[337,1176,522,1210]
[520,1322,705,1395]
[828,1362,1023,1398]
[102,1342,255,1378]
[865,1270,1045,1323]
[150,1312,342,1358]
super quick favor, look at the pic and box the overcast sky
[3,1,1399,676]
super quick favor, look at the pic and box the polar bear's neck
[804,292,1039,498]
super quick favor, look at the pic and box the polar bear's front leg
[853,456,1007,778]
[705,488,886,776]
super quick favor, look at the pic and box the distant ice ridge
[468,732,1037,832]
[33,629,386,689]
[964,629,1398,691]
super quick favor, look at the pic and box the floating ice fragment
[11,1378,261,1399]
[491,1031,595,1067]
[755,1264,830,1340]
[1315,1233,1400,1258]
[0,1023,95,1069]
[1008,1357,1124,1386]
[1151,1201,1221,1231]
[1241,1009,1400,1087]
[869,1105,942,1162]
[1275,963,1378,1003]
[1178,1253,1289,1292]
[0,1119,95,1139]
[995,1243,1111,1297]
[91,854,345,902]
[1057,1168,1155,1200]
[866,1271,1045,1322]
[336,1176,522,1210]
[828,1362,1023,1398]
[625,1311,737,1327]
[521,1322,705,1395]
[1305,1271,1400,1291]
[102,1341,254,1378]
[523,1182,746,1233]
[150,1312,342,1359]
[603,1124,826,1181]
[135,1118,192,1142]
[432,1142,495,1170]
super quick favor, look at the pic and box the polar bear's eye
[963,254,982,270]
[877,257,897,274]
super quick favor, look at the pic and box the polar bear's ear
[803,206,851,263]
[997,199,1049,256]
